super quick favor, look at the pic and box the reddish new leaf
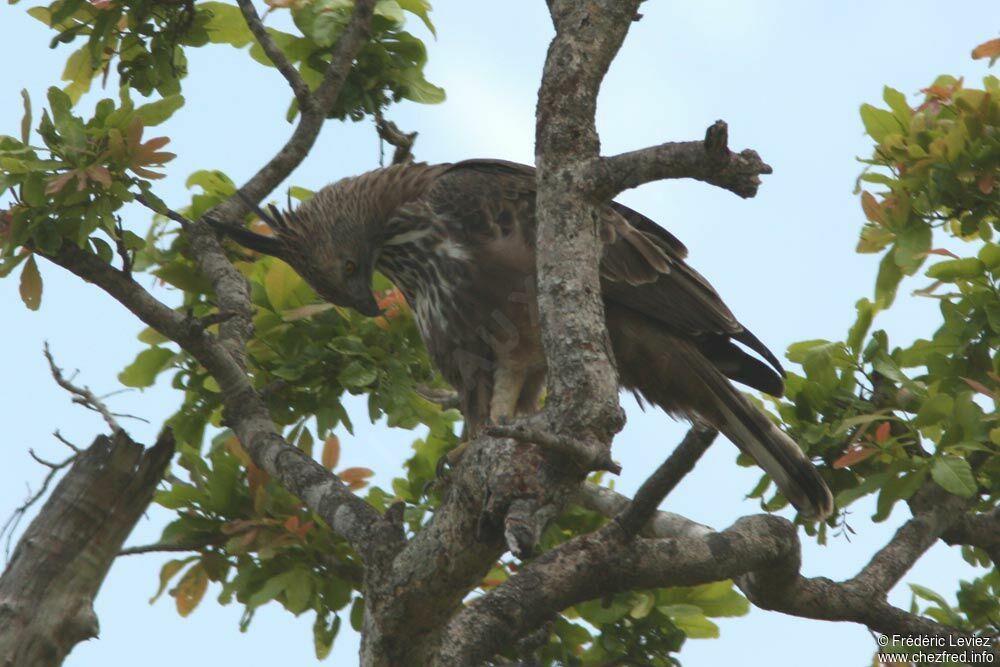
[833,444,878,469]
[961,377,996,400]
[874,421,891,444]
[972,38,1000,63]
[860,191,884,224]
[322,435,341,470]
[978,173,995,195]
[45,171,76,195]
[339,467,374,491]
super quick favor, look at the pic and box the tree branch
[848,488,970,595]
[615,427,717,536]
[433,513,997,665]
[208,0,375,219]
[236,0,310,108]
[587,120,774,199]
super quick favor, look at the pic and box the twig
[615,427,717,536]
[113,216,133,275]
[374,109,417,165]
[119,538,223,556]
[52,430,81,453]
[136,193,191,229]
[236,0,311,108]
[485,422,622,474]
[1,450,78,560]
[44,342,122,434]
[196,310,239,328]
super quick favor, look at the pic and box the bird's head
[207,184,382,317]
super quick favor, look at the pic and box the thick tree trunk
[0,430,173,667]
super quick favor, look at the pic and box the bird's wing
[438,160,784,391]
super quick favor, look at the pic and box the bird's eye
[344,260,357,277]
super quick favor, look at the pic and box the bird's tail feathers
[709,378,834,520]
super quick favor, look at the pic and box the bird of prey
[211,159,834,520]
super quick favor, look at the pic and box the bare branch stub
[0,430,174,665]
[588,119,774,200]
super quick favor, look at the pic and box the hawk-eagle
[210,159,834,520]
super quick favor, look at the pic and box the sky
[1,1,997,666]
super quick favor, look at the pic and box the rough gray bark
[30,0,1000,665]
[0,430,173,667]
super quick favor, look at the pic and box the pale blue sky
[1,2,997,665]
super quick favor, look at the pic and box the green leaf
[283,569,314,615]
[893,225,932,274]
[265,260,308,312]
[398,0,435,35]
[61,46,94,103]
[629,592,655,619]
[339,361,377,389]
[247,571,295,609]
[860,103,900,142]
[314,612,341,660]
[135,95,184,126]
[201,2,254,47]
[375,0,405,25]
[394,66,445,104]
[882,86,911,125]
[931,457,977,498]
[926,258,985,282]
[846,298,875,354]
[26,7,52,25]
[914,394,953,428]
[874,251,903,308]
[18,254,42,310]
[979,243,1000,269]
[149,557,198,604]
[910,583,951,611]
[20,90,31,144]
[657,604,720,639]
[186,169,235,197]
[119,346,176,388]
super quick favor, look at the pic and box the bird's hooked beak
[344,274,382,317]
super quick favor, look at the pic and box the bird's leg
[489,360,528,424]
[435,361,529,478]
